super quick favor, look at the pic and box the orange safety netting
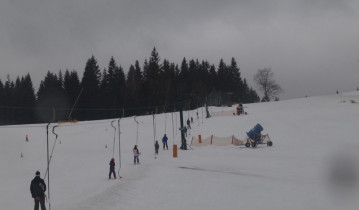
[190,135,245,147]
[210,110,235,117]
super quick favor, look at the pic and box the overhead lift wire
[0,97,195,111]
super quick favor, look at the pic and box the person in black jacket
[30,171,46,210]
[155,141,159,155]
[187,119,191,129]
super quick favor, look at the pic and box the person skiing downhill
[30,171,46,210]
[162,134,168,150]
[155,141,159,155]
[133,145,140,164]
[109,158,116,179]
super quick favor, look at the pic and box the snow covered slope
[1,92,359,209]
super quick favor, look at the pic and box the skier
[183,126,188,137]
[30,171,46,210]
[187,119,191,129]
[191,117,193,123]
[162,134,168,150]
[109,158,116,179]
[133,145,140,164]
[155,141,159,155]
[26,134,29,142]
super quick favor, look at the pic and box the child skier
[162,134,168,150]
[109,158,116,179]
[155,141,159,155]
[133,145,140,164]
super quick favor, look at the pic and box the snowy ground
[1,92,359,210]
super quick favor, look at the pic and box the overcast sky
[1,0,358,100]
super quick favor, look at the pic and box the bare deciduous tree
[253,68,282,101]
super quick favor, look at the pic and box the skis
[108,176,122,180]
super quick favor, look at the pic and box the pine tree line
[0,48,259,125]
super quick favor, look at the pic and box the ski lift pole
[153,113,156,156]
[134,116,139,145]
[165,113,167,134]
[172,112,175,145]
[46,108,55,210]
[117,109,124,176]
[111,120,116,157]
[44,124,59,180]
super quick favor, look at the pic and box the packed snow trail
[1,92,359,209]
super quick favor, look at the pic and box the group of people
[30,120,195,209]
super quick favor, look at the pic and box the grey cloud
[0,0,359,99]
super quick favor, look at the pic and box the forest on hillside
[0,48,260,125]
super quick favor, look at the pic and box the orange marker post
[173,144,177,158]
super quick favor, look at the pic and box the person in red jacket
[109,158,116,179]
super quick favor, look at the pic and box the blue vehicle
[245,124,273,148]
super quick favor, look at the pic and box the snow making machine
[245,123,273,148]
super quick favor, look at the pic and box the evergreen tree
[113,65,126,116]
[0,79,4,125]
[134,60,144,108]
[58,70,64,89]
[124,60,145,116]
[228,58,243,103]
[125,65,138,115]
[188,59,205,109]
[79,55,101,120]
[64,70,81,120]
[178,58,190,107]
[14,74,36,123]
[107,57,117,109]
[161,59,177,110]
[36,71,67,122]
[143,47,163,110]
[3,76,15,124]
[100,68,110,119]
[103,57,126,118]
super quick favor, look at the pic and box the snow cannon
[245,124,273,148]
[246,124,263,140]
